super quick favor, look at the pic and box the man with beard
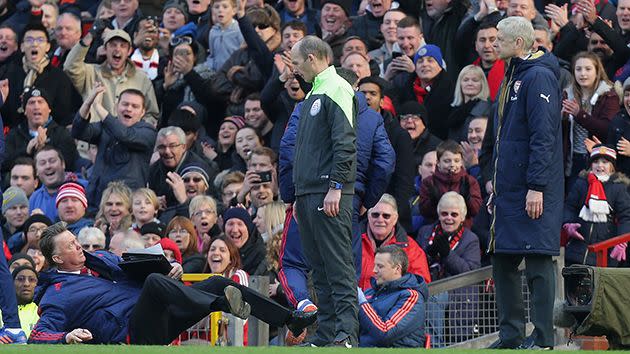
[0,23,81,128]
[130,17,160,80]
[12,266,39,339]
[64,29,159,124]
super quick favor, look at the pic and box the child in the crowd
[205,0,244,72]
[418,140,482,228]
[410,150,436,234]
[563,145,630,266]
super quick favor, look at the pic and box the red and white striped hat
[55,182,88,209]
[589,145,617,166]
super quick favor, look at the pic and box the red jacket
[418,168,482,229]
[359,224,431,290]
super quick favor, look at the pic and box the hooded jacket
[359,222,430,290]
[490,49,563,255]
[563,171,630,265]
[29,251,142,344]
[358,273,429,347]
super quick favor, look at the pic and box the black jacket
[382,110,416,232]
[0,60,82,128]
[347,10,384,51]
[4,119,79,173]
[393,70,455,140]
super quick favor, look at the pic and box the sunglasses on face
[253,23,270,30]
[370,212,392,220]
[170,35,193,47]
[440,211,460,218]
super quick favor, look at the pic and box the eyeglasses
[440,211,460,218]
[400,114,421,121]
[169,229,190,236]
[170,35,193,47]
[23,37,46,45]
[15,275,37,283]
[370,212,392,220]
[193,209,216,217]
[183,177,203,183]
[253,23,270,30]
[28,226,47,234]
[156,143,183,152]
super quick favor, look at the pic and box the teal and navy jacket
[293,66,357,196]
[359,273,428,347]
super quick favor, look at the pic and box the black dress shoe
[287,310,318,336]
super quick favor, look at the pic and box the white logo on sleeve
[310,99,321,116]
[540,93,550,103]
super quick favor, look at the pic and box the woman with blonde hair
[447,65,491,141]
[95,181,133,243]
[253,202,287,304]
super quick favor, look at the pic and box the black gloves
[434,235,451,258]
[89,18,112,38]
[428,235,451,258]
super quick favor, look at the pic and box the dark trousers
[295,193,358,345]
[0,241,20,328]
[492,254,555,347]
[128,273,292,344]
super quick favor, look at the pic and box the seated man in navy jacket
[358,244,428,348]
[29,222,316,344]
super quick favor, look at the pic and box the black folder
[119,252,172,281]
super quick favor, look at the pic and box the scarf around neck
[22,56,50,89]
[579,172,611,222]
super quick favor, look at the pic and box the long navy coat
[490,49,564,256]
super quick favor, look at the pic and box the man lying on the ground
[29,222,316,344]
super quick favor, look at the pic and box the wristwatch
[329,180,343,190]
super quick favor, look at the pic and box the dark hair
[118,88,146,107]
[436,140,464,161]
[397,16,422,32]
[358,76,385,97]
[22,22,50,44]
[168,108,201,133]
[475,21,498,42]
[203,235,242,274]
[11,157,37,179]
[39,221,69,267]
[376,244,408,274]
[245,92,261,103]
[35,145,65,164]
[281,20,307,36]
[236,125,264,144]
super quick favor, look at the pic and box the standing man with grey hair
[290,35,358,347]
[488,16,563,350]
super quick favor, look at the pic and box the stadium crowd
[1,0,630,347]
